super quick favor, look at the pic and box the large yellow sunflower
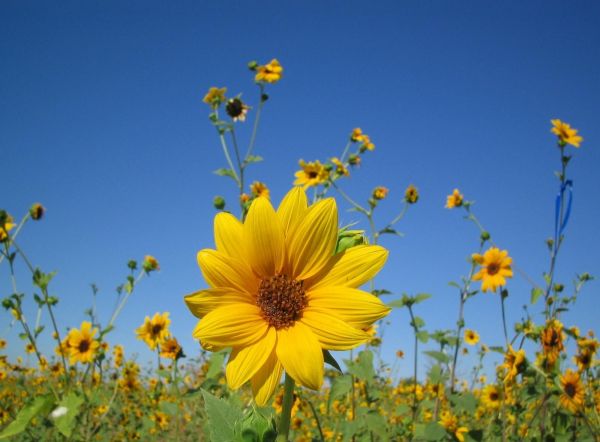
[472,247,513,293]
[185,187,390,405]
[559,369,585,413]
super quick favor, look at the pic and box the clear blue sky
[2,1,599,379]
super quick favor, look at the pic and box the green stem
[106,270,145,330]
[306,398,325,442]
[500,289,509,347]
[246,84,265,160]
[276,373,296,442]
[330,181,369,215]
[339,141,352,162]
[0,213,30,266]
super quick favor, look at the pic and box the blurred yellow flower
[404,185,419,204]
[331,157,349,177]
[0,214,15,242]
[250,181,270,199]
[185,187,389,405]
[29,203,45,220]
[160,337,183,360]
[293,160,330,189]
[501,345,526,383]
[472,247,513,292]
[350,128,366,143]
[203,86,227,107]
[136,312,171,350]
[359,135,375,152]
[0,339,6,350]
[255,59,283,83]
[445,189,463,209]
[464,329,479,345]
[541,318,564,367]
[551,119,583,148]
[372,186,389,201]
[559,369,584,413]
[66,321,100,364]
[143,255,160,272]
[481,384,501,410]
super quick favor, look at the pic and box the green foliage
[0,395,54,440]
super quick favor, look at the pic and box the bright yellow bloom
[66,321,100,364]
[439,411,468,442]
[404,185,419,204]
[143,255,160,272]
[202,87,227,107]
[25,343,35,354]
[185,187,390,405]
[160,337,183,360]
[350,128,365,143]
[250,181,270,199]
[559,369,584,413]
[481,384,502,410]
[464,329,479,345]
[445,189,463,209]
[541,318,564,368]
[372,186,389,201]
[359,135,375,152]
[501,345,526,383]
[331,157,349,177]
[0,214,15,242]
[472,247,513,292]
[136,312,171,350]
[255,59,283,83]
[293,160,330,189]
[551,119,583,148]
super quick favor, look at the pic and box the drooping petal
[300,308,370,350]
[276,322,323,390]
[307,286,391,329]
[287,198,338,280]
[245,197,285,278]
[184,288,253,319]
[277,186,308,238]
[197,249,258,294]
[226,327,276,390]
[214,212,245,260]
[305,245,388,290]
[251,349,283,406]
[193,304,267,347]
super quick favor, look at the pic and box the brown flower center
[151,324,163,336]
[78,339,90,353]
[489,392,499,401]
[565,382,576,398]
[256,274,307,329]
[308,171,318,179]
[487,262,500,275]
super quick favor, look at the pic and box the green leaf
[53,392,84,438]
[488,346,505,354]
[0,394,54,439]
[244,155,263,164]
[422,422,446,441]
[530,287,543,305]
[387,299,406,309]
[416,330,430,343]
[201,389,243,442]
[206,351,227,379]
[449,392,477,414]
[323,350,342,372]
[411,316,425,328]
[160,402,178,415]
[423,351,450,364]
[214,168,238,181]
[413,293,431,304]
[364,411,387,438]
[327,375,352,412]
[345,350,374,383]
[378,227,404,237]
[428,364,444,384]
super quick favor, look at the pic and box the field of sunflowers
[1,59,598,442]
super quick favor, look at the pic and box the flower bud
[213,196,226,210]
[480,231,491,241]
[30,203,45,220]
[142,255,160,273]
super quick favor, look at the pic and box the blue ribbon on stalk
[554,179,573,249]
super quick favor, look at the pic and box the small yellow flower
[250,181,270,199]
[203,87,227,107]
[29,203,45,220]
[404,185,419,204]
[396,350,404,358]
[372,186,389,201]
[445,189,463,209]
[350,128,365,143]
[559,369,584,413]
[226,97,250,122]
[0,214,15,242]
[481,384,502,410]
[464,329,479,345]
[501,345,526,383]
[293,160,330,189]
[25,343,35,354]
[541,318,564,367]
[136,312,171,350]
[551,119,583,148]
[359,135,375,152]
[160,337,183,360]
[143,255,160,272]
[0,339,6,350]
[472,247,513,292]
[151,411,170,430]
[255,59,283,83]
[66,321,100,364]
[331,157,349,177]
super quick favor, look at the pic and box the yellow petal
[214,212,245,260]
[307,286,391,329]
[251,350,283,406]
[276,322,323,390]
[300,308,370,350]
[193,304,267,347]
[226,327,276,390]
[287,198,338,280]
[245,197,284,278]
[277,186,308,238]
[184,288,253,319]
[305,245,388,290]
[197,249,258,294]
